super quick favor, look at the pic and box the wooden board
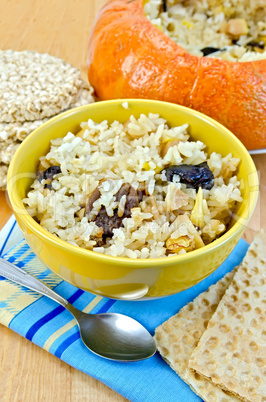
[0,0,265,400]
[0,1,125,400]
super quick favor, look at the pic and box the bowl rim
[7,99,259,268]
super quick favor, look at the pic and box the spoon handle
[0,257,68,308]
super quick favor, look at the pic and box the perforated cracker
[0,50,83,123]
[154,269,241,401]
[189,231,266,402]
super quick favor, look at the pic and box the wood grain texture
[0,0,265,400]
[0,325,126,402]
[0,192,12,229]
[1,0,106,79]
[0,0,126,400]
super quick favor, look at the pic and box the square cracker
[189,232,266,402]
[154,268,241,401]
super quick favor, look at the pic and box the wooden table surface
[0,1,125,401]
[0,1,265,401]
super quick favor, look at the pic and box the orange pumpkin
[87,0,266,150]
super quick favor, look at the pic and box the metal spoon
[0,257,156,362]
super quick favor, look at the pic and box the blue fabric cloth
[0,217,249,402]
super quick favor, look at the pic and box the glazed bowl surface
[7,99,258,300]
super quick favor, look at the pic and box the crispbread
[0,140,20,164]
[70,85,95,108]
[0,80,95,191]
[0,85,94,143]
[0,50,83,123]
[189,231,266,402]
[154,269,241,401]
[0,164,8,189]
[0,119,49,142]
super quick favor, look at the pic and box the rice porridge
[143,0,266,61]
[23,113,242,258]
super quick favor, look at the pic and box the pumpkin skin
[87,0,266,150]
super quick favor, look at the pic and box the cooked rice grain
[23,113,242,258]
[144,0,266,61]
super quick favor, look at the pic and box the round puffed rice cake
[0,84,95,142]
[0,82,95,191]
[0,164,8,190]
[0,50,84,123]
[0,119,49,142]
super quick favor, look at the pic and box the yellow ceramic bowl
[7,100,258,300]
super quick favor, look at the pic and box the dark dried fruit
[163,162,214,190]
[92,237,106,247]
[115,183,139,215]
[115,182,133,202]
[247,40,264,50]
[85,187,101,214]
[201,47,224,56]
[162,0,167,12]
[93,183,141,237]
[37,166,61,182]
[94,207,125,237]
[137,189,145,202]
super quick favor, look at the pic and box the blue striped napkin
[0,216,249,402]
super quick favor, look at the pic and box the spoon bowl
[64,303,156,361]
[0,257,156,362]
